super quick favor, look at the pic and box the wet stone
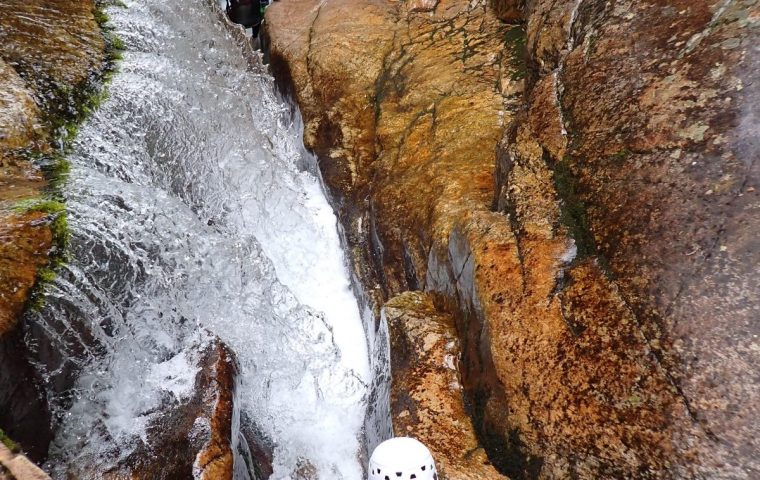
[386,292,508,480]
[68,337,251,480]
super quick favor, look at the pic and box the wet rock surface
[0,0,108,462]
[0,442,50,480]
[68,338,247,480]
[386,292,508,480]
[264,0,523,474]
[496,0,760,476]
[266,0,760,477]
[0,0,106,116]
[264,0,519,314]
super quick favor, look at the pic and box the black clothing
[226,0,261,29]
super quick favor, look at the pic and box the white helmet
[369,437,438,480]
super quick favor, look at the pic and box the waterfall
[24,0,371,477]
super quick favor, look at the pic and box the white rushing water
[26,0,370,477]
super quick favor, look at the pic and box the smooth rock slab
[0,443,50,480]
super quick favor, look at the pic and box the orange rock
[263,0,760,476]
[386,292,508,480]
[72,338,246,480]
[506,0,760,476]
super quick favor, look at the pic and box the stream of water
[24,0,372,477]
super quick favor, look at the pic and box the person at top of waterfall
[226,0,268,36]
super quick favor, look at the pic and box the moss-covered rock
[0,0,110,464]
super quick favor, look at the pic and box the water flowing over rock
[0,0,373,476]
[264,0,760,477]
[0,0,106,461]
[64,337,243,479]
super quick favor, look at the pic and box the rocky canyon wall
[264,0,759,477]
[495,0,759,477]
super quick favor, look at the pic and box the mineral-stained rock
[264,0,521,309]
[266,0,760,477]
[0,59,44,152]
[489,0,524,22]
[0,0,106,114]
[265,0,525,473]
[386,292,507,480]
[497,0,760,476]
[0,0,107,462]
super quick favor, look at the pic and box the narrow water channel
[24,0,371,477]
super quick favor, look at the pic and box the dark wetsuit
[226,0,262,33]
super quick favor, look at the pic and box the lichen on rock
[386,292,507,480]
[264,0,760,477]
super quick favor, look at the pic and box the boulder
[67,337,256,480]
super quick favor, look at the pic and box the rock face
[0,56,54,459]
[0,0,107,461]
[0,442,50,480]
[265,0,760,477]
[265,0,520,314]
[386,292,507,480]
[494,0,760,477]
[0,0,107,117]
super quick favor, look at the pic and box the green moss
[13,198,66,215]
[22,17,120,310]
[110,35,125,52]
[13,198,70,254]
[20,1,122,313]
[586,32,598,57]
[37,268,58,284]
[94,1,126,63]
[46,157,72,190]
[51,212,70,254]
[0,429,20,454]
[552,157,597,260]
[93,8,110,27]
[44,2,123,149]
[504,25,527,81]
[19,203,69,311]
[612,147,631,162]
